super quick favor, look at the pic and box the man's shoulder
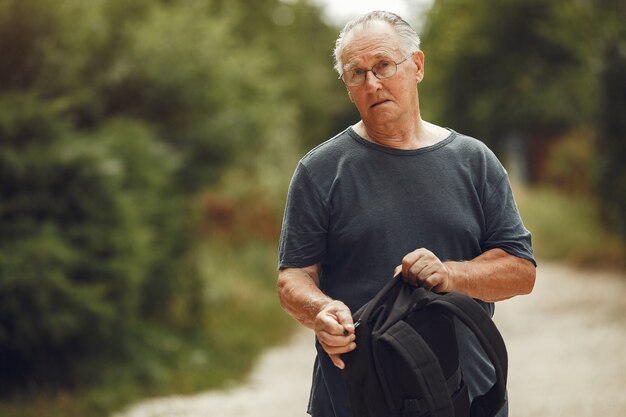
[445,130,501,164]
[300,128,355,168]
[446,130,506,182]
[449,130,493,153]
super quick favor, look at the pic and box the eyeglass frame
[338,52,416,87]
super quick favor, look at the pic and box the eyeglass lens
[343,60,397,86]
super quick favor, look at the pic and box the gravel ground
[115,263,626,417]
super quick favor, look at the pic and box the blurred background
[0,0,624,416]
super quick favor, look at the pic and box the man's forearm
[277,266,332,329]
[445,248,536,302]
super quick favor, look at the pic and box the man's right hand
[314,300,356,369]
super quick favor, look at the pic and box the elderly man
[277,10,535,417]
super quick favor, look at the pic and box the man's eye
[377,61,392,69]
[353,68,366,76]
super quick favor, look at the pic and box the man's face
[340,21,424,126]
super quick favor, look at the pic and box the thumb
[393,265,402,277]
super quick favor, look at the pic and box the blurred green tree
[595,0,626,241]
[0,0,333,394]
[420,0,595,153]
[209,0,358,149]
[0,94,175,389]
[419,0,626,240]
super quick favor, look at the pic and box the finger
[321,340,357,355]
[316,312,346,336]
[414,261,438,281]
[408,250,443,283]
[401,248,433,278]
[326,341,357,369]
[334,309,355,334]
[317,330,355,347]
[393,265,402,277]
[422,274,439,290]
[428,271,449,292]
[409,258,430,280]
[418,258,447,288]
[405,257,434,287]
[317,300,354,333]
[329,353,346,369]
[401,250,422,277]
[431,280,447,292]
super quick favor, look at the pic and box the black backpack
[342,275,508,417]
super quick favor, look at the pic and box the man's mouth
[370,99,390,108]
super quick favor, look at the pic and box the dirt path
[495,263,626,417]
[115,263,626,417]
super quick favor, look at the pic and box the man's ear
[414,50,425,83]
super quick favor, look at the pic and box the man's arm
[277,264,329,329]
[397,248,536,302]
[277,264,356,369]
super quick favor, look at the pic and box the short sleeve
[481,174,536,266]
[278,162,329,269]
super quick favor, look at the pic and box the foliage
[0,96,177,390]
[596,10,626,241]
[209,0,358,149]
[420,0,594,150]
[420,0,626,241]
[0,0,349,412]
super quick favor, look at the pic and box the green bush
[0,96,188,392]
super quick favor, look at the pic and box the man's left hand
[395,248,450,292]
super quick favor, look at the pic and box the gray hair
[333,11,421,75]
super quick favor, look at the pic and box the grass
[197,240,295,387]
[514,184,625,270]
[0,240,295,417]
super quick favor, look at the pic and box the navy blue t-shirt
[278,127,535,416]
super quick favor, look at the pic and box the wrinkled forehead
[340,21,402,70]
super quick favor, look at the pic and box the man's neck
[354,118,449,150]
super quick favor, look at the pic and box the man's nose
[363,70,382,89]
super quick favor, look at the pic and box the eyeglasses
[338,53,414,87]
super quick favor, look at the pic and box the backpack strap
[379,320,456,417]
[432,294,508,417]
